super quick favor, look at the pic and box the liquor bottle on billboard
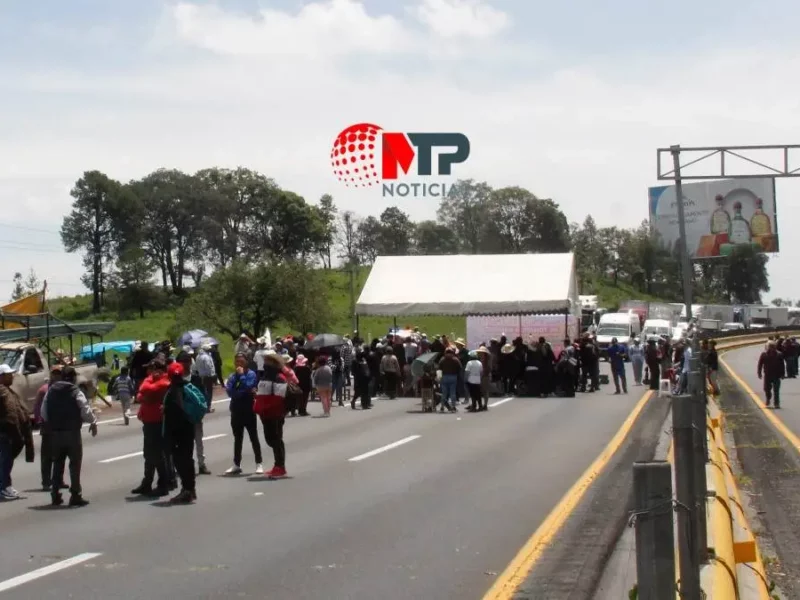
[729,201,752,244]
[710,194,732,234]
[750,197,772,236]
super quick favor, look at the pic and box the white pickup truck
[0,342,103,417]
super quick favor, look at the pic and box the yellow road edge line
[481,390,654,600]
[719,354,800,453]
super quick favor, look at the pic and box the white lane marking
[348,435,421,462]
[0,553,103,593]
[488,397,514,408]
[96,397,231,425]
[98,433,228,463]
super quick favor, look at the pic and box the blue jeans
[333,372,344,403]
[0,434,14,491]
[441,375,458,408]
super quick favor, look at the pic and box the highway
[0,366,647,600]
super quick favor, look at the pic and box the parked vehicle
[642,319,672,340]
[722,322,745,332]
[595,312,641,359]
[0,342,102,417]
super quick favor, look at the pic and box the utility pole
[671,145,694,322]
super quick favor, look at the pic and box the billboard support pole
[671,145,694,322]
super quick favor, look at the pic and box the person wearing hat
[437,348,461,412]
[235,333,252,357]
[34,364,63,490]
[41,365,98,507]
[162,362,206,502]
[464,350,483,412]
[0,364,34,501]
[255,351,289,478]
[224,353,263,475]
[498,342,516,395]
[293,354,312,416]
[476,345,492,410]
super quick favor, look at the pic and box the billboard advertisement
[648,177,778,259]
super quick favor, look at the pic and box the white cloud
[410,0,509,38]
[1,1,800,300]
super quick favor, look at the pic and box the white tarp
[355,253,579,316]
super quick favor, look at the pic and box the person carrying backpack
[162,362,207,503]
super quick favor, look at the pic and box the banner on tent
[467,315,580,356]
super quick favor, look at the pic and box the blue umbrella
[177,329,209,349]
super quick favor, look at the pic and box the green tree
[316,194,338,268]
[111,248,160,318]
[10,272,24,301]
[415,220,459,255]
[355,216,382,264]
[377,206,413,255]
[61,171,132,313]
[723,244,770,303]
[337,210,361,266]
[437,179,492,253]
[247,191,324,262]
[281,262,333,334]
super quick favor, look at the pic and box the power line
[0,243,64,253]
[0,222,61,235]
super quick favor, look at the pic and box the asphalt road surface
[722,343,800,433]
[0,366,646,600]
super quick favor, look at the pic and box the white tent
[355,253,579,316]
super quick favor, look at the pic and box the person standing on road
[380,347,401,400]
[294,355,312,416]
[225,353,262,475]
[351,351,372,410]
[132,359,173,497]
[34,364,62,490]
[211,344,224,387]
[195,344,217,409]
[758,341,785,409]
[182,350,211,476]
[41,366,98,507]
[163,362,205,503]
[130,341,153,395]
[0,364,34,501]
[477,345,492,411]
[254,352,288,478]
[313,356,333,417]
[464,351,483,412]
[438,348,461,413]
[645,338,661,391]
[607,338,628,395]
[628,338,645,386]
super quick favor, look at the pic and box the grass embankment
[46,269,655,380]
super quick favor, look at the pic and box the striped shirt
[112,376,134,400]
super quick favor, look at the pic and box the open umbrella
[411,352,440,379]
[305,333,345,350]
[198,336,220,348]
[177,329,209,349]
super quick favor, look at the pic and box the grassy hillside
[44,269,658,376]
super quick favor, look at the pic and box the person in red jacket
[758,341,785,409]
[254,351,288,478]
[131,360,173,496]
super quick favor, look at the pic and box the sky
[1,0,800,302]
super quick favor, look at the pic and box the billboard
[648,177,778,259]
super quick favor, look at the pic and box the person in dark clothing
[430,336,445,354]
[367,346,382,397]
[212,345,224,387]
[438,348,461,412]
[645,339,661,391]
[163,362,202,503]
[392,338,405,397]
[351,352,372,409]
[579,336,599,392]
[607,338,628,394]
[538,338,556,397]
[254,352,288,478]
[706,340,720,395]
[130,341,154,394]
[758,341,785,408]
[41,366,98,507]
[556,346,578,397]
[0,365,35,501]
[293,354,312,416]
[224,353,262,475]
[499,343,517,395]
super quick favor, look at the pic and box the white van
[642,319,672,340]
[595,312,642,359]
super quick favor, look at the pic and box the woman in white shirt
[465,351,483,412]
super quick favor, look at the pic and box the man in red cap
[162,362,208,502]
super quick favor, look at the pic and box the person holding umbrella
[254,351,289,478]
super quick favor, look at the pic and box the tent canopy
[356,253,579,316]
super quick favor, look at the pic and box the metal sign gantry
[655,144,800,320]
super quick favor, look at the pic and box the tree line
[54,168,770,334]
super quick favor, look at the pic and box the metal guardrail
[632,333,782,600]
